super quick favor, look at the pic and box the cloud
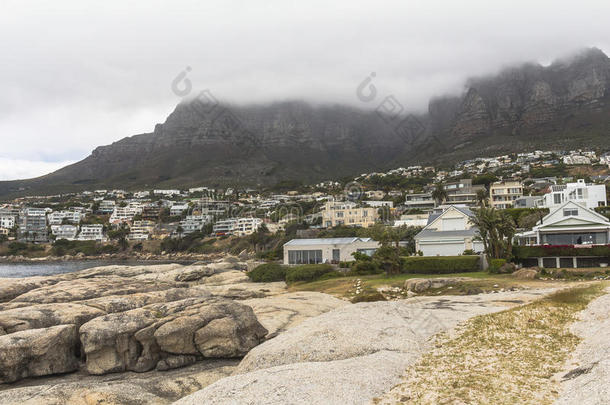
[0,0,609,180]
[0,158,75,181]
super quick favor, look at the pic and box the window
[336,211,343,218]
[563,208,578,217]
[553,194,562,204]
[363,210,368,217]
[288,250,323,264]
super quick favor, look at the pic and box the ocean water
[0,260,192,278]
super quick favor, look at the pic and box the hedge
[247,263,287,282]
[349,261,383,275]
[285,264,335,283]
[488,258,507,273]
[400,256,480,274]
[513,245,610,259]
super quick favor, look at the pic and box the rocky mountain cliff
[1,48,609,196]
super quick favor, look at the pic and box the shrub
[351,291,387,303]
[316,270,345,281]
[488,259,507,273]
[247,263,287,282]
[513,245,610,259]
[339,261,352,269]
[349,260,382,275]
[400,256,480,274]
[285,264,334,283]
[462,249,475,256]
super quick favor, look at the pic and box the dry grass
[374,283,607,405]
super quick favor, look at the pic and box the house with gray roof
[415,205,484,256]
[283,237,379,265]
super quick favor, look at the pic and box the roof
[416,228,478,239]
[284,237,374,246]
[426,205,474,225]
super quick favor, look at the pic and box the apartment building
[48,210,84,225]
[403,192,435,211]
[78,224,106,241]
[128,221,155,241]
[213,217,262,236]
[179,215,213,235]
[537,179,607,210]
[109,206,141,225]
[489,181,523,209]
[443,179,486,207]
[18,208,48,242]
[97,200,116,215]
[321,201,378,228]
[51,225,78,240]
[170,203,190,217]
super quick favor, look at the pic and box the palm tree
[431,183,448,206]
[470,207,516,260]
[476,189,489,207]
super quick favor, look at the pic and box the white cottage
[283,237,379,265]
[415,205,484,256]
[516,201,610,246]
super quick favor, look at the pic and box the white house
[179,215,212,235]
[283,237,379,265]
[516,201,610,246]
[0,215,16,229]
[537,179,606,210]
[78,225,106,241]
[414,205,484,256]
[170,203,190,217]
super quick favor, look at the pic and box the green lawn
[288,272,533,298]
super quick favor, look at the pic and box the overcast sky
[1,0,609,180]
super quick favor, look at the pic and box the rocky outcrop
[0,259,277,383]
[0,324,79,383]
[80,298,267,375]
[403,277,471,293]
[513,267,540,279]
[0,258,345,392]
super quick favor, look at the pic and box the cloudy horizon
[1,0,609,180]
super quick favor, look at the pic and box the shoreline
[0,251,234,265]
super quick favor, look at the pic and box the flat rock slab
[0,359,238,405]
[237,290,553,374]
[556,287,610,405]
[242,291,348,336]
[175,351,411,405]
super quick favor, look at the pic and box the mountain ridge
[1,47,609,197]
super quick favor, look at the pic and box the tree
[476,189,489,207]
[431,182,448,206]
[373,244,401,276]
[470,207,516,260]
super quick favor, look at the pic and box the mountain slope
[1,48,609,196]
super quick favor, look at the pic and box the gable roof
[541,200,610,224]
[424,205,474,227]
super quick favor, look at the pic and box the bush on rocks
[351,291,386,303]
[285,264,334,284]
[247,263,287,282]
